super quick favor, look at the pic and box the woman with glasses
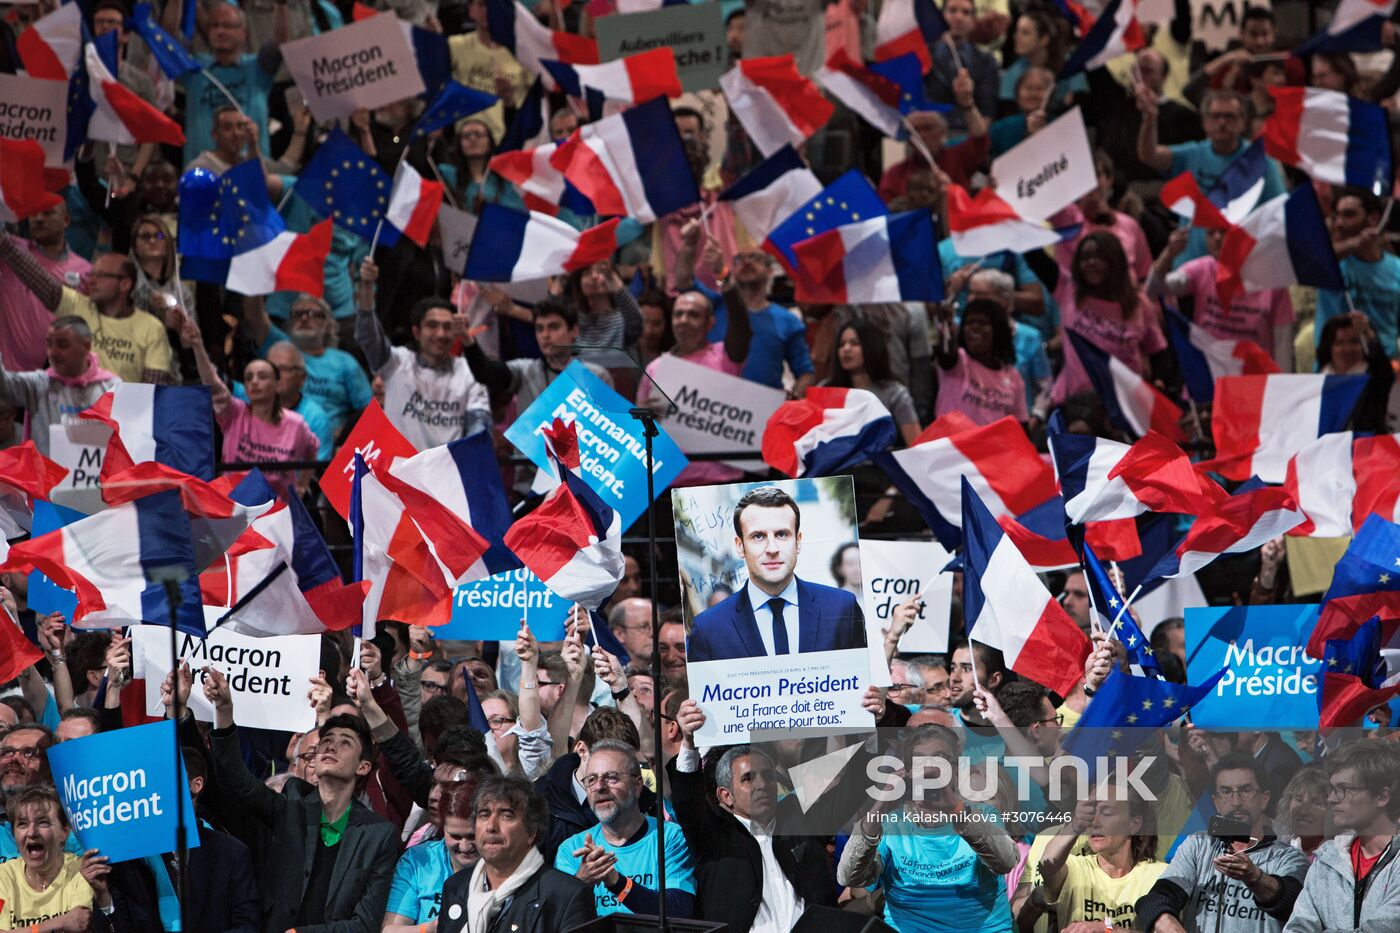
[128,215,193,324]
[382,773,492,932]
[436,118,519,216]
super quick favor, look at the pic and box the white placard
[282,15,425,122]
[0,75,68,167]
[860,539,953,656]
[1191,0,1266,53]
[134,622,319,732]
[991,106,1096,222]
[649,355,786,470]
[48,422,113,516]
[438,204,478,274]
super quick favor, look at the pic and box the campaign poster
[594,2,727,93]
[859,539,953,659]
[648,355,786,472]
[49,720,201,864]
[133,623,320,732]
[674,476,872,745]
[1184,603,1323,729]
[282,15,425,121]
[442,567,570,641]
[505,360,688,528]
[991,107,1096,221]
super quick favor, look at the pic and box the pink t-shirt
[642,343,745,486]
[1053,206,1153,285]
[1052,286,1167,404]
[216,398,319,497]
[1175,255,1293,352]
[935,348,1028,425]
[0,240,91,371]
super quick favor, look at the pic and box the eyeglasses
[291,307,328,321]
[1214,784,1260,801]
[460,129,490,140]
[296,752,317,764]
[0,746,41,762]
[536,679,563,690]
[486,716,515,729]
[582,770,638,790]
[135,231,167,242]
[1036,714,1065,727]
[1327,783,1369,800]
[421,680,448,694]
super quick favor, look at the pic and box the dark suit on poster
[686,578,866,663]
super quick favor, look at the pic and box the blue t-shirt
[951,707,1007,767]
[875,814,1014,932]
[258,326,372,435]
[1013,322,1051,410]
[184,54,276,167]
[697,284,813,388]
[1316,253,1400,359]
[1166,140,1286,266]
[386,839,452,922]
[554,816,696,916]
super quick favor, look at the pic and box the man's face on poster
[734,505,801,593]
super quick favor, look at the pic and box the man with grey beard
[553,739,698,918]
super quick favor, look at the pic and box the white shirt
[747,578,800,657]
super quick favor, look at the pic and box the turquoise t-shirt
[257,326,372,436]
[951,707,1008,767]
[184,54,276,168]
[875,813,1014,932]
[1316,253,1400,360]
[936,239,1057,341]
[1166,140,1286,267]
[386,839,452,922]
[554,816,696,916]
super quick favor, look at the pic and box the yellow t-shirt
[1051,853,1166,929]
[58,288,172,384]
[447,33,528,143]
[0,853,93,930]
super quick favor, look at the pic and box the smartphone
[1207,815,1253,845]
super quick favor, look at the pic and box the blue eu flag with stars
[413,81,499,140]
[765,170,887,272]
[294,128,392,240]
[178,160,285,282]
[131,4,201,80]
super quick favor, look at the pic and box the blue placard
[442,568,570,641]
[27,500,87,621]
[1184,604,1324,729]
[48,719,201,863]
[503,360,687,528]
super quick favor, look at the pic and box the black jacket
[95,824,261,933]
[436,862,596,933]
[533,752,658,865]
[665,757,837,931]
[209,725,399,932]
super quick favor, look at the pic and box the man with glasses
[1136,89,1285,267]
[1137,753,1308,933]
[555,739,696,917]
[606,598,655,666]
[0,234,172,385]
[0,203,89,372]
[0,725,81,865]
[1285,742,1400,931]
[0,316,121,457]
[1316,189,1400,361]
[230,341,333,456]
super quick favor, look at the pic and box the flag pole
[427,157,459,209]
[200,68,249,120]
[1106,584,1143,641]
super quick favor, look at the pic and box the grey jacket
[1284,835,1400,932]
[1136,832,1308,933]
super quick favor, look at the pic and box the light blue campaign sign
[503,360,687,528]
[27,500,87,621]
[1184,604,1323,729]
[442,568,569,641]
[48,719,200,863]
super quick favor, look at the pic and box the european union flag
[765,170,887,272]
[294,128,392,240]
[868,53,941,128]
[1312,514,1400,655]
[1062,666,1224,768]
[1083,543,1161,677]
[413,81,499,140]
[411,24,451,100]
[131,3,201,80]
[64,21,95,162]
[178,160,284,282]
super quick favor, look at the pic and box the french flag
[1284,432,1359,538]
[947,184,1060,257]
[790,210,941,304]
[487,0,599,82]
[1050,430,1224,524]
[85,30,184,147]
[1162,304,1280,405]
[487,141,595,216]
[16,1,82,80]
[1160,172,1230,230]
[385,161,444,248]
[1263,87,1392,189]
[1059,0,1144,78]
[1297,0,1399,56]
[320,400,419,520]
[871,414,1060,549]
[874,0,948,71]
[0,442,68,563]
[1146,482,1305,580]
[78,385,216,484]
[504,421,624,609]
[998,494,1142,569]
[464,204,620,282]
[1217,186,1343,307]
[0,488,260,636]
[541,47,682,114]
[226,219,334,298]
[1201,374,1368,482]
[1207,139,1269,224]
[549,97,700,223]
[717,145,823,242]
[1066,331,1184,442]
[1351,434,1400,532]
[719,54,835,157]
[818,50,931,139]
[961,477,1092,698]
[0,140,62,224]
[760,387,898,478]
